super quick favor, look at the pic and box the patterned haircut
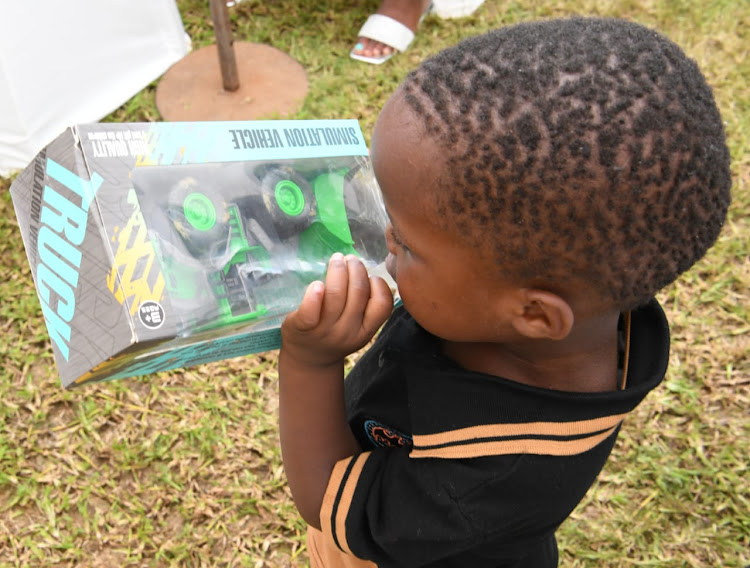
[401,17,731,308]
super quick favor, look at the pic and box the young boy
[278,17,731,568]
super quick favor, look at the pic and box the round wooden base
[156,42,309,121]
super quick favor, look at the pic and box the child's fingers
[320,253,349,323]
[343,257,393,338]
[290,280,325,330]
[342,255,373,317]
[362,276,394,333]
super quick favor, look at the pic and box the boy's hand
[281,253,394,368]
[279,253,391,527]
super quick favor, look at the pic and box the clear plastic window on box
[132,157,391,338]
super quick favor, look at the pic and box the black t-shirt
[318,299,670,567]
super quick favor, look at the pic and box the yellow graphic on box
[107,188,165,314]
[135,146,186,167]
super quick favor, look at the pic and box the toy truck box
[9,120,392,389]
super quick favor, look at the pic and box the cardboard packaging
[9,120,391,388]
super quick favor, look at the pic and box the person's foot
[352,0,431,61]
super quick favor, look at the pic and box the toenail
[355,42,364,51]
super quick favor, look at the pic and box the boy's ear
[511,289,574,341]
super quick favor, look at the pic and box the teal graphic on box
[9,120,391,388]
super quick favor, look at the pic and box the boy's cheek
[386,253,398,281]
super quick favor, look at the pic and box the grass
[1,0,748,566]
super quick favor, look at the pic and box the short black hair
[401,17,731,309]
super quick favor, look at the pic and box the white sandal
[350,4,432,65]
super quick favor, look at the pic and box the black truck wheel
[260,166,316,239]
[166,178,228,258]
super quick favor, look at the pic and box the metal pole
[209,0,240,92]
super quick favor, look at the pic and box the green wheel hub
[183,192,217,231]
[275,180,306,216]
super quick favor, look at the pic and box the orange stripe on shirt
[412,413,627,449]
[320,452,372,556]
[411,425,620,459]
[321,458,351,552]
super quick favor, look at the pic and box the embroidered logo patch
[364,420,413,448]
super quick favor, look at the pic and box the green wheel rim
[275,180,305,216]
[183,192,217,231]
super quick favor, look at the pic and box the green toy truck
[133,160,388,337]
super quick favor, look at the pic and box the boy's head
[374,17,731,313]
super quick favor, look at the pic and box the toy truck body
[132,160,385,337]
